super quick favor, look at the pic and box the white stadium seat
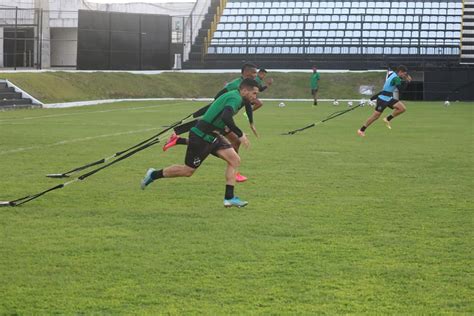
[208,0,461,56]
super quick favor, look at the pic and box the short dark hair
[258,68,267,73]
[239,78,259,90]
[397,65,408,73]
[241,62,258,74]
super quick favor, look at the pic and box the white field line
[42,98,211,108]
[41,97,363,109]
[0,101,192,123]
[0,127,161,156]
[0,69,387,74]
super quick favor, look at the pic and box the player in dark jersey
[310,66,320,106]
[163,63,259,182]
[251,68,273,112]
[140,79,260,208]
[358,65,412,137]
[163,63,258,149]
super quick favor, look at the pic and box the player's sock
[176,138,187,145]
[151,169,164,180]
[386,114,394,121]
[225,185,234,200]
[360,126,367,132]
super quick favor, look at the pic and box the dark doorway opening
[4,27,35,67]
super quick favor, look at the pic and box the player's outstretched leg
[312,89,318,106]
[141,168,156,189]
[217,147,248,208]
[358,111,381,136]
[140,164,195,190]
[383,117,392,129]
[163,132,189,151]
[225,131,248,182]
[383,101,406,129]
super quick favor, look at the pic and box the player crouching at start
[140,78,260,208]
[358,65,412,136]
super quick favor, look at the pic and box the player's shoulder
[230,77,242,83]
[223,90,241,101]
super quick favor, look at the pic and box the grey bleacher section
[207,1,462,58]
[461,0,474,64]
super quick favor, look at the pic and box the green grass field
[0,100,472,314]
[0,71,382,102]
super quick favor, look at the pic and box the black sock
[151,169,164,180]
[386,114,394,121]
[225,185,234,200]
[176,138,187,145]
[360,126,367,132]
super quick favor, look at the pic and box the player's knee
[230,155,241,168]
[395,102,406,112]
[373,111,382,118]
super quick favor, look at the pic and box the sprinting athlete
[251,68,273,112]
[163,63,259,182]
[140,79,260,208]
[358,65,412,137]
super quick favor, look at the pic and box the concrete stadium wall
[50,27,77,67]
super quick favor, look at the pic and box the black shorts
[311,89,318,95]
[184,131,233,168]
[375,98,399,113]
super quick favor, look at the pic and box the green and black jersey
[224,77,243,92]
[200,90,244,131]
[191,90,248,141]
[310,72,320,90]
[211,77,243,101]
[255,77,267,92]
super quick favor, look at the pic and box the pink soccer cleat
[357,129,366,137]
[163,132,179,151]
[236,172,248,182]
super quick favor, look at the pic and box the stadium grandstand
[0,0,472,71]
[184,0,471,70]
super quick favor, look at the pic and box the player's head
[397,65,408,78]
[312,65,318,72]
[241,62,258,79]
[239,78,259,103]
[257,68,267,80]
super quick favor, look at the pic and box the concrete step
[0,103,41,110]
[199,29,209,37]
[0,87,16,93]
[201,21,212,29]
[0,98,32,106]
[185,0,222,68]
[191,44,204,53]
[0,92,22,100]
[189,52,202,61]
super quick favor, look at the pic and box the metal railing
[182,0,212,63]
[202,0,227,60]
